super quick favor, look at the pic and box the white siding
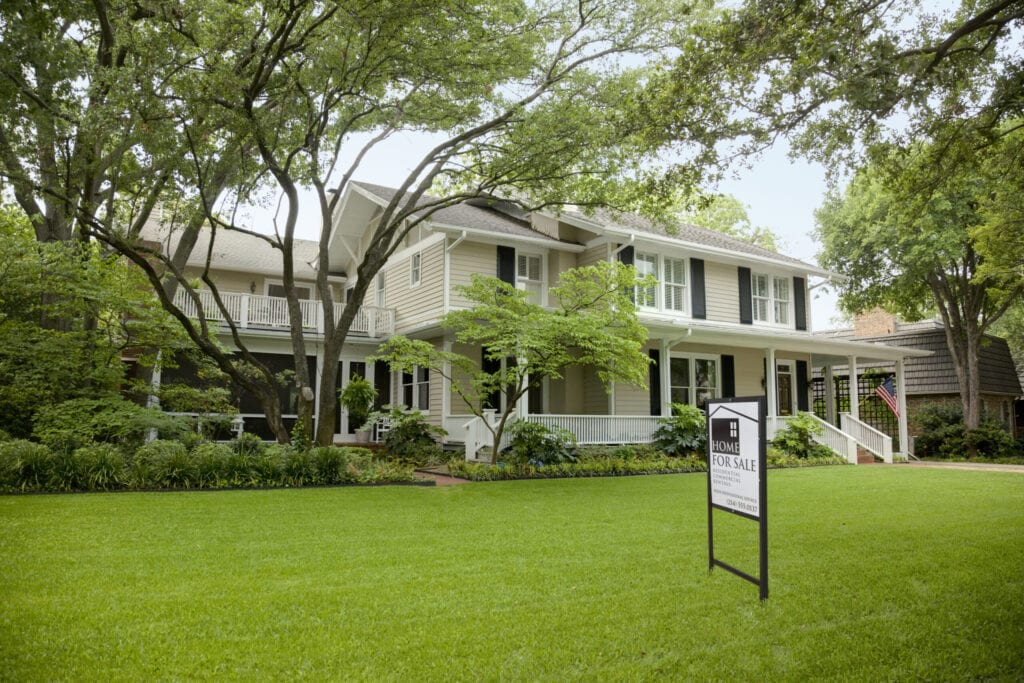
[449,241,497,308]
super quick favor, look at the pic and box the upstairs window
[266,281,312,300]
[517,253,544,304]
[752,272,791,326]
[410,252,421,287]
[375,272,386,308]
[634,252,658,308]
[663,257,687,312]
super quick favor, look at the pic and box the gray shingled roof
[821,326,1023,397]
[138,214,320,279]
[568,207,816,269]
[352,181,562,244]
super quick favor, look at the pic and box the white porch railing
[524,414,662,446]
[174,289,394,337]
[840,413,893,463]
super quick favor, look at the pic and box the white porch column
[896,358,909,459]
[442,339,453,434]
[314,344,326,438]
[661,338,672,416]
[847,355,859,420]
[765,348,777,417]
[516,355,529,418]
[824,364,836,426]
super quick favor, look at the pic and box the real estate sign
[706,396,768,600]
[707,399,763,519]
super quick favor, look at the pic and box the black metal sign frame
[706,396,768,601]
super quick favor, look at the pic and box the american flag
[875,376,899,417]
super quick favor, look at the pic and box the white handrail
[768,413,858,464]
[840,413,893,463]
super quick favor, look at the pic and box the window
[635,252,658,307]
[663,257,687,312]
[517,253,543,304]
[402,366,430,411]
[669,354,719,411]
[410,252,421,287]
[266,281,312,300]
[752,272,791,326]
[375,272,386,308]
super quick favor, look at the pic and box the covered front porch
[457,324,931,462]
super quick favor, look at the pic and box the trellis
[812,373,899,449]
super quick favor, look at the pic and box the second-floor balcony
[173,289,395,338]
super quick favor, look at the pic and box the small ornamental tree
[372,262,652,463]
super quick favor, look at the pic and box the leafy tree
[372,262,651,463]
[815,129,1024,433]
[89,0,749,444]
[677,194,781,251]
[0,205,189,438]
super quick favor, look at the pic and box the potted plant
[339,375,377,443]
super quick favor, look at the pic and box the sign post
[706,396,768,600]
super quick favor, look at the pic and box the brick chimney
[853,307,898,336]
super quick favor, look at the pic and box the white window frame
[375,272,386,309]
[668,353,720,410]
[634,252,658,309]
[751,271,792,327]
[409,252,422,288]
[401,366,430,412]
[265,280,312,300]
[516,252,545,305]
[663,256,688,313]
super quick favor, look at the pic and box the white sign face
[707,400,763,518]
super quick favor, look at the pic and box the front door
[776,361,795,416]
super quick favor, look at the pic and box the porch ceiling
[647,321,933,366]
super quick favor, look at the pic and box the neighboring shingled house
[816,310,1022,440]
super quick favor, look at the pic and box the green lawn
[2,467,1022,681]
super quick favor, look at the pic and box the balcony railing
[173,289,394,337]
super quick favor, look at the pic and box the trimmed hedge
[0,439,416,493]
[449,456,707,481]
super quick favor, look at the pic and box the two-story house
[146,181,930,461]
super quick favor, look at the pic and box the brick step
[857,447,879,464]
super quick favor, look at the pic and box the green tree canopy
[815,128,1024,431]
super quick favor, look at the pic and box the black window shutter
[649,349,661,415]
[481,350,501,409]
[617,245,634,266]
[738,267,752,325]
[796,360,809,412]
[372,361,391,409]
[690,258,706,319]
[794,276,807,331]
[721,355,735,398]
[497,245,515,285]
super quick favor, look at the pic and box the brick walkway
[413,467,472,486]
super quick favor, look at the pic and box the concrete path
[903,461,1024,474]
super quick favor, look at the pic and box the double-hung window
[410,252,421,287]
[517,253,544,304]
[402,366,429,411]
[663,257,687,312]
[634,252,658,308]
[375,272,386,308]
[668,354,719,410]
[752,272,791,326]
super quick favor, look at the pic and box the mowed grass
[1,467,1022,681]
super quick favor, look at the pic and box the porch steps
[857,447,880,465]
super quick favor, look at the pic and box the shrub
[914,403,1018,459]
[311,446,372,485]
[233,432,266,458]
[503,420,576,465]
[33,397,186,452]
[190,442,232,488]
[281,446,316,487]
[74,443,127,491]
[771,412,832,459]
[373,408,446,465]
[652,403,707,457]
[134,439,195,489]
[0,439,53,491]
